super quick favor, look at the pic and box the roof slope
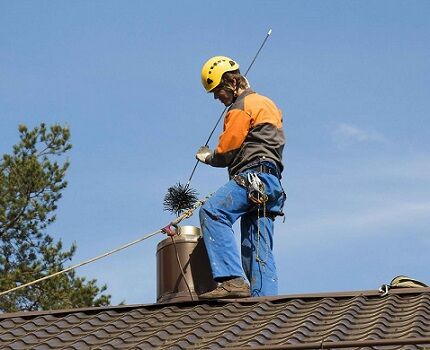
[1,288,430,349]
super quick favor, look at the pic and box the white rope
[0,196,209,298]
[0,229,163,297]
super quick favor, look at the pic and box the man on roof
[196,56,286,299]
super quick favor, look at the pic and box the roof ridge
[1,287,429,320]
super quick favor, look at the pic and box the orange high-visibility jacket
[206,89,285,178]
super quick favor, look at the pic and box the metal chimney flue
[156,225,216,303]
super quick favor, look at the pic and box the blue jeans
[199,166,285,296]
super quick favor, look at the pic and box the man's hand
[196,146,212,163]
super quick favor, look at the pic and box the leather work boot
[198,278,251,299]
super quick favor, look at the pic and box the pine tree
[0,123,111,312]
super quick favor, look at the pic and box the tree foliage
[0,123,111,312]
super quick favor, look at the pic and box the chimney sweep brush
[163,182,198,216]
[163,29,273,216]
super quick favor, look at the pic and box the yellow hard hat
[201,56,240,92]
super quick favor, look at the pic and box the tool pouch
[234,173,268,205]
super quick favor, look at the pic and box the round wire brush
[163,182,199,216]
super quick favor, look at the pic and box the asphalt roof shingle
[1,288,430,349]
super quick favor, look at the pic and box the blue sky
[1,1,429,305]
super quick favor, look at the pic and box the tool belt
[246,164,280,178]
[233,172,268,205]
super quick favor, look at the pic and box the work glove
[196,145,212,163]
